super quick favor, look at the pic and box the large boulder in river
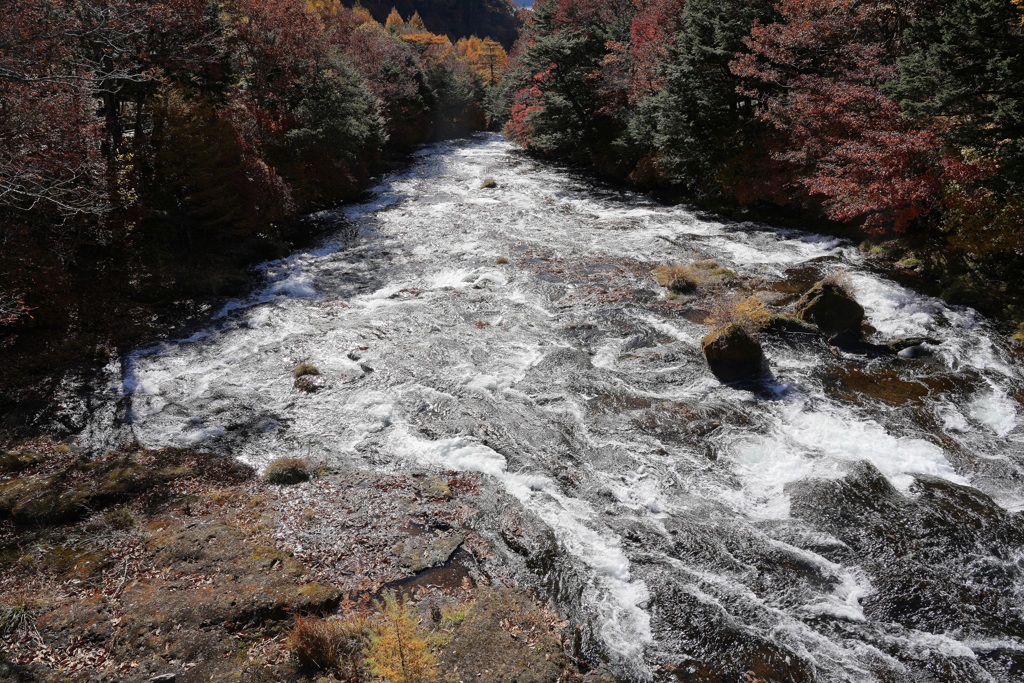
[793,279,865,336]
[702,323,766,383]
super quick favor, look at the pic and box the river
[80,134,1024,682]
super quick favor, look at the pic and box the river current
[82,135,1024,682]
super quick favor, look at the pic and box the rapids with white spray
[85,135,1024,682]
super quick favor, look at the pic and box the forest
[497,0,1024,327]
[0,0,510,423]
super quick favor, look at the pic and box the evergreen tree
[632,0,773,196]
[892,0,1024,185]
[505,0,636,169]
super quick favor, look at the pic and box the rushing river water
[82,135,1024,682]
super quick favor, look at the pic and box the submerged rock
[794,279,865,335]
[762,313,818,336]
[702,323,766,383]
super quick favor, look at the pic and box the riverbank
[0,440,600,682]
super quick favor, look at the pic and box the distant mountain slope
[347,0,523,48]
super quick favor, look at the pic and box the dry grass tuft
[495,256,510,265]
[822,271,853,291]
[653,260,735,293]
[706,295,772,334]
[293,362,321,379]
[103,506,136,530]
[0,600,39,638]
[286,614,370,677]
[263,457,311,485]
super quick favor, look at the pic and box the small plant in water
[707,295,772,334]
[822,271,853,292]
[653,260,735,294]
[263,457,311,485]
[480,178,497,189]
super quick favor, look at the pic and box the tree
[385,7,406,32]
[731,0,961,231]
[456,36,509,85]
[628,0,686,100]
[890,0,1024,186]
[631,0,773,196]
[503,0,637,168]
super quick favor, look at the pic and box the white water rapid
[85,135,1024,682]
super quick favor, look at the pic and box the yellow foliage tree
[306,0,342,19]
[365,592,438,683]
[384,7,405,32]
[408,11,426,31]
[455,36,508,85]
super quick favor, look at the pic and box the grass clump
[103,506,136,530]
[898,254,922,269]
[480,178,497,189]
[0,600,38,638]
[287,614,370,677]
[1013,324,1024,344]
[707,295,772,334]
[366,591,438,683]
[653,260,735,294]
[263,457,311,485]
[293,362,321,379]
[495,256,510,265]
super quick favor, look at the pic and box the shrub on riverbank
[287,614,370,675]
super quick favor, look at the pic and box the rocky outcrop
[793,280,865,335]
[702,323,766,383]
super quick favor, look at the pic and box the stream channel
[77,134,1024,682]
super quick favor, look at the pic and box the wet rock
[761,314,818,336]
[392,532,466,573]
[820,366,956,407]
[701,323,766,383]
[827,329,894,357]
[788,461,1024,639]
[794,279,865,335]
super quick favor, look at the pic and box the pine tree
[408,11,426,32]
[385,7,405,32]
[632,0,774,196]
[891,0,1024,184]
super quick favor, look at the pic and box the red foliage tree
[629,0,686,100]
[731,0,967,231]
